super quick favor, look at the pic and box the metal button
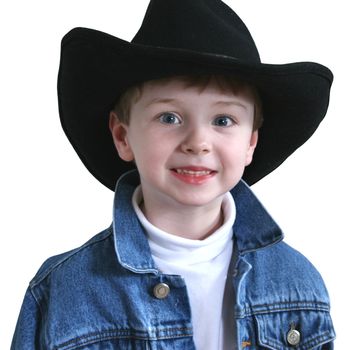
[153,283,170,299]
[287,323,301,346]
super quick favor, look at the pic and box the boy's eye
[158,112,181,125]
[212,115,235,127]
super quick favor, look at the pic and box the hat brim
[58,27,333,190]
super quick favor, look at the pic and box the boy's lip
[170,166,217,184]
[171,166,217,175]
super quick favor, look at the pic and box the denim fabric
[11,170,335,349]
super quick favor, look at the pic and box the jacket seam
[29,227,113,288]
[28,287,43,319]
[55,328,193,349]
[301,331,335,350]
[236,301,330,318]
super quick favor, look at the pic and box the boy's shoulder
[29,226,114,289]
[242,240,331,309]
[262,241,327,283]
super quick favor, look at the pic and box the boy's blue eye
[213,115,234,127]
[159,112,181,125]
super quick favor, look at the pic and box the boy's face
[110,78,258,211]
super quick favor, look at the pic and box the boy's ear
[245,130,258,166]
[109,111,134,162]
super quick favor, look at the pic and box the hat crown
[132,0,261,63]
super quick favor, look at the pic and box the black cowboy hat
[58,0,333,190]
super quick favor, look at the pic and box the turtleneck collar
[132,186,236,265]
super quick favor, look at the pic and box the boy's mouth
[173,169,212,176]
[170,167,217,183]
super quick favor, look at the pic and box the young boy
[12,0,335,349]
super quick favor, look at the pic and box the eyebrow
[144,98,177,107]
[145,97,248,109]
[213,100,248,110]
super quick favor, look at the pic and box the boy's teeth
[175,169,211,176]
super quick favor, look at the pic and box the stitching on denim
[28,288,43,318]
[236,301,330,317]
[112,171,159,274]
[300,331,334,350]
[262,332,284,350]
[255,312,335,350]
[55,328,193,349]
[262,331,334,350]
[30,227,113,288]
[255,315,284,349]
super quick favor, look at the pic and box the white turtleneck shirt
[132,186,236,350]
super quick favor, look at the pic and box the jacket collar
[112,170,283,273]
[231,180,283,254]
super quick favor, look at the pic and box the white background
[1,0,349,348]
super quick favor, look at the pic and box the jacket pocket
[254,310,335,349]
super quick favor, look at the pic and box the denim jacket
[12,171,335,349]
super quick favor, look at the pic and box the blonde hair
[113,75,263,130]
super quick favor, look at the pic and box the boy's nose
[180,130,211,155]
